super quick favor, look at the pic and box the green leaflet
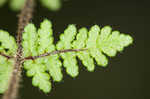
[0,30,17,93]
[22,23,38,57]
[24,60,51,93]
[0,30,17,55]
[0,0,61,11]
[0,56,14,93]
[22,19,62,93]
[0,19,133,94]
[57,25,79,77]
[72,28,95,71]
[86,25,108,67]
[37,19,62,82]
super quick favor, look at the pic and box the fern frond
[22,19,133,93]
[0,19,133,94]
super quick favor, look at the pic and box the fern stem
[2,0,35,99]
[24,49,87,61]
[0,52,14,59]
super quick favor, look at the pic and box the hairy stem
[2,0,35,99]
[24,49,87,60]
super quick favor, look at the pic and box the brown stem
[24,49,87,61]
[2,0,35,99]
[0,52,14,59]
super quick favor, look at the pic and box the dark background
[0,0,149,99]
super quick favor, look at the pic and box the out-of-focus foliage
[0,0,61,11]
[40,0,61,11]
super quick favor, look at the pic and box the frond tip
[22,19,133,93]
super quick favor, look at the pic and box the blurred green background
[0,0,149,99]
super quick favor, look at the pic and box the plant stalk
[2,0,35,99]
[24,49,87,60]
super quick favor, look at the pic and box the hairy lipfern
[0,0,61,11]
[0,19,133,93]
